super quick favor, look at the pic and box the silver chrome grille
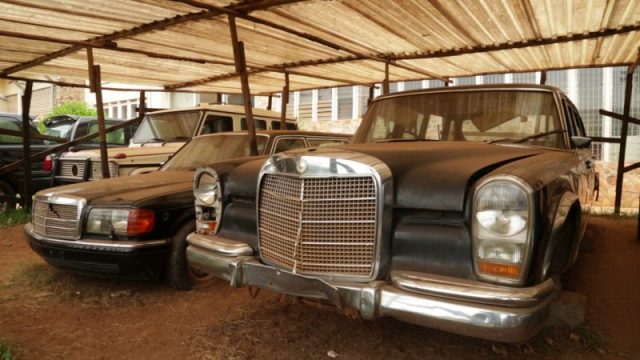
[57,160,86,179]
[258,174,378,278]
[90,162,118,179]
[32,198,80,239]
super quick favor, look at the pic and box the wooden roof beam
[170,0,448,81]
[0,0,306,76]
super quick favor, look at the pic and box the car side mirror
[570,136,592,149]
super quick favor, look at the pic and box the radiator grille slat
[259,174,377,278]
[32,199,79,239]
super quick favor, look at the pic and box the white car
[53,104,297,184]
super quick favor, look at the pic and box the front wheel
[167,221,214,290]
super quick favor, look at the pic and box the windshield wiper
[488,130,566,145]
[140,138,165,146]
[165,136,189,142]
[375,138,433,143]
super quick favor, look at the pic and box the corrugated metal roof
[0,0,638,94]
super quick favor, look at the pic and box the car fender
[540,191,580,281]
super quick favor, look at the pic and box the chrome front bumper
[187,233,558,343]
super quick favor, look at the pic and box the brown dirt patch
[1,217,638,359]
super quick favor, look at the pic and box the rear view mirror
[571,136,592,149]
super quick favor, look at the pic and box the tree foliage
[44,101,97,119]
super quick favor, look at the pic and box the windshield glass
[44,121,74,141]
[132,111,201,144]
[354,90,564,148]
[162,134,268,171]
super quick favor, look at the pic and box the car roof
[148,104,296,122]
[44,115,121,125]
[0,112,36,121]
[193,130,352,139]
[375,83,560,103]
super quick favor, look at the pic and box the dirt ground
[1,216,639,359]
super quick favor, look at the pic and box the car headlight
[194,167,222,235]
[472,176,534,285]
[86,208,155,236]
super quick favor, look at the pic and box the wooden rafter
[0,0,306,76]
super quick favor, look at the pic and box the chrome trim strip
[26,223,167,250]
[390,271,557,307]
[186,232,254,256]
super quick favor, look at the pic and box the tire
[0,181,16,214]
[167,221,214,291]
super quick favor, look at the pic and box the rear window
[133,111,201,144]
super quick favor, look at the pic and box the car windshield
[161,134,268,171]
[44,121,74,141]
[353,90,564,148]
[132,111,201,144]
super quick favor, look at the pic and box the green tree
[44,101,97,119]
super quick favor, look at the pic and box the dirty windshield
[354,90,564,148]
[132,111,201,144]
[161,134,268,171]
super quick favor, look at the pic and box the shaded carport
[0,0,638,212]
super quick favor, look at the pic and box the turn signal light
[197,220,218,235]
[477,260,521,278]
[127,209,155,235]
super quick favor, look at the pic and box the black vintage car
[0,113,52,211]
[24,131,349,289]
[186,84,597,342]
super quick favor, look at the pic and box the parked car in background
[0,112,52,211]
[25,131,349,290]
[42,114,135,151]
[53,105,298,185]
[186,84,597,342]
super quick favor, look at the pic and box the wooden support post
[91,65,110,179]
[138,90,146,119]
[540,71,547,85]
[367,85,374,106]
[280,72,289,129]
[614,69,634,214]
[267,95,273,111]
[216,93,222,104]
[382,62,390,95]
[86,47,96,93]
[228,15,258,156]
[21,80,33,210]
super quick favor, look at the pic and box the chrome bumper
[25,223,168,252]
[186,233,558,343]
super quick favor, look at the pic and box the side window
[286,122,298,130]
[562,100,578,137]
[271,120,281,130]
[571,107,586,137]
[241,118,267,130]
[273,138,307,153]
[201,115,233,134]
[306,138,348,148]
[0,117,22,144]
[74,123,89,138]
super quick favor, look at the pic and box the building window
[454,76,475,86]
[337,87,353,120]
[404,80,423,90]
[483,74,504,84]
[513,72,537,83]
[317,89,332,121]
[298,90,313,121]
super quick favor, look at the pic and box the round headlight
[195,173,218,205]
[475,180,528,237]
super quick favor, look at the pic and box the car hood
[38,170,193,206]
[61,143,183,160]
[266,142,543,212]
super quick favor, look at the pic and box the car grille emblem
[71,164,78,176]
